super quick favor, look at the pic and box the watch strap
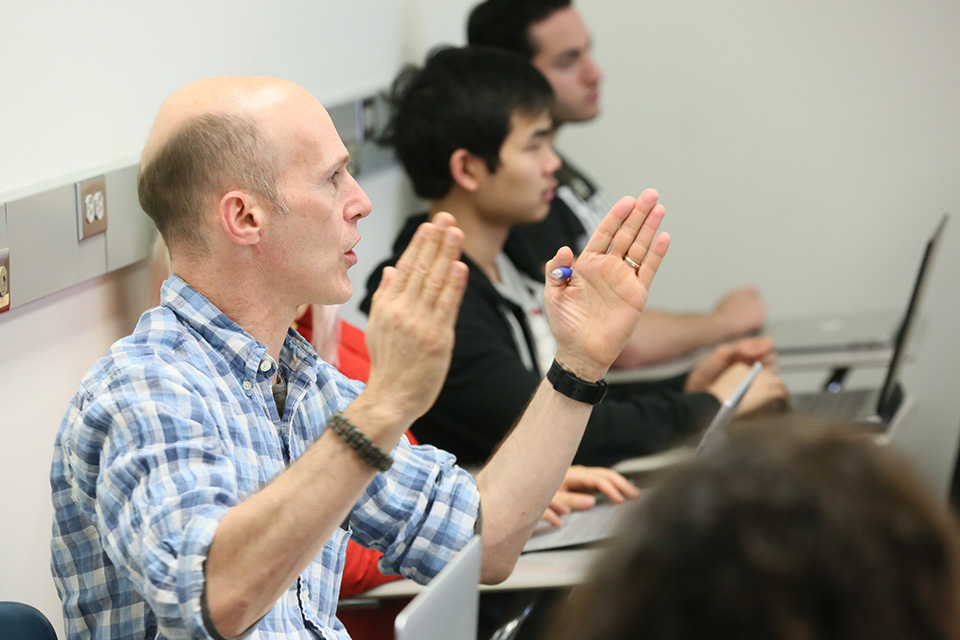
[546,359,608,405]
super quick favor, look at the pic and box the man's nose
[582,54,602,84]
[345,173,372,220]
[545,147,562,174]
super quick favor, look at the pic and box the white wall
[0,1,408,632]
[1,0,958,634]
[408,0,960,495]
[558,0,960,496]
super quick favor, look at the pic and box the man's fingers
[545,246,576,288]
[594,479,624,503]
[420,227,465,306]
[636,231,671,291]
[582,196,636,255]
[592,472,640,503]
[542,508,563,529]
[734,336,774,358]
[550,495,573,515]
[402,224,445,297]
[390,213,458,296]
[390,222,434,294]
[432,261,469,326]
[625,203,665,265]
[605,472,642,500]
[608,189,660,259]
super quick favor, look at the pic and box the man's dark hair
[548,426,960,640]
[382,45,554,200]
[138,112,287,254]
[467,0,572,58]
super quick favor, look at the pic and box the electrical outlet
[76,175,108,241]
[0,247,9,313]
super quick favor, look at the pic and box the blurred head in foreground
[549,426,960,640]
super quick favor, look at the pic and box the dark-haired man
[362,46,787,469]
[469,0,769,367]
[50,75,670,639]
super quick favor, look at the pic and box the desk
[606,345,894,385]
[340,548,601,605]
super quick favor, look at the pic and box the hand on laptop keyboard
[542,466,640,528]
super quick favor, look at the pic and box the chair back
[0,601,58,640]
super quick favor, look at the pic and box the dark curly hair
[549,426,960,640]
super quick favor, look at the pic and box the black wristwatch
[547,359,608,405]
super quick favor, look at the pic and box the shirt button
[242,380,253,391]
[259,360,271,373]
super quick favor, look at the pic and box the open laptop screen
[876,213,948,419]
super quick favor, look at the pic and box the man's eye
[556,55,578,70]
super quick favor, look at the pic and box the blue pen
[551,267,573,280]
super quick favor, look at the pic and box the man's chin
[575,105,600,122]
[316,282,353,307]
[554,105,599,125]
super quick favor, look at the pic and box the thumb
[545,246,576,287]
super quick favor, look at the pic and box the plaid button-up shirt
[51,275,480,639]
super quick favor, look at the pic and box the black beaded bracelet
[328,411,394,473]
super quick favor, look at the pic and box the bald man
[50,76,671,639]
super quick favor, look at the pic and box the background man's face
[529,7,603,124]
[472,109,561,227]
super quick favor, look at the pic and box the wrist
[713,308,741,339]
[343,393,412,446]
[553,348,608,383]
[547,359,609,405]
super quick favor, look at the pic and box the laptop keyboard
[523,501,627,553]
[792,388,878,419]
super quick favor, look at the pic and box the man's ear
[218,190,264,246]
[449,149,487,193]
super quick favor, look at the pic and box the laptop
[767,310,898,355]
[522,363,764,553]
[767,213,948,356]
[790,213,948,426]
[394,536,481,640]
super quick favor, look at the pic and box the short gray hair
[138,112,288,253]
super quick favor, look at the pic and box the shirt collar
[160,274,320,383]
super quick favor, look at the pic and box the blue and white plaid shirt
[51,275,480,640]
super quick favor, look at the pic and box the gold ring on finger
[624,256,641,270]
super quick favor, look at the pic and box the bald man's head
[138,77,296,254]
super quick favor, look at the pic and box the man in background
[469,0,769,367]
[363,46,786,469]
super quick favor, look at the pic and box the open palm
[545,190,671,380]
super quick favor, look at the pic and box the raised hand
[363,212,468,423]
[544,189,671,381]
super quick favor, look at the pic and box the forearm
[571,387,719,467]
[474,378,592,583]
[204,395,408,637]
[614,310,734,368]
